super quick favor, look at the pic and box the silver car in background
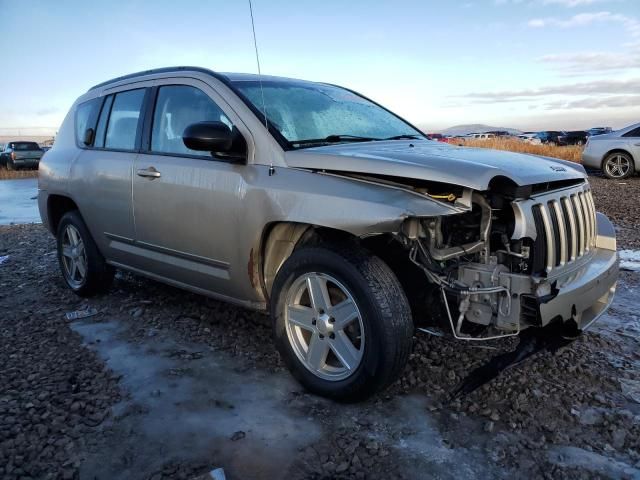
[582,122,640,179]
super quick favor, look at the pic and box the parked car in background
[425,133,444,141]
[588,127,613,137]
[517,133,542,145]
[0,141,44,170]
[486,130,510,137]
[39,66,618,401]
[535,131,566,145]
[582,122,640,179]
[559,131,589,146]
[470,133,495,140]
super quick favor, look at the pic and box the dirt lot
[1,175,640,480]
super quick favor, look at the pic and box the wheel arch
[47,194,80,234]
[258,221,362,299]
[256,220,428,322]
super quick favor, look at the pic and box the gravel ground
[1,173,639,479]
[588,174,640,250]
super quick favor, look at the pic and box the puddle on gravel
[71,319,322,480]
[72,318,510,479]
[0,178,39,225]
[371,396,507,479]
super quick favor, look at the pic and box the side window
[622,127,640,138]
[75,97,102,146]
[94,95,114,148]
[151,85,233,156]
[105,89,145,150]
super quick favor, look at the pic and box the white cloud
[497,0,614,6]
[458,78,640,101]
[528,11,640,36]
[541,0,611,6]
[543,95,640,109]
[539,51,640,74]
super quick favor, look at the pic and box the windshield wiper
[290,134,380,146]
[384,134,423,140]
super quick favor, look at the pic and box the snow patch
[548,446,640,479]
[619,250,640,272]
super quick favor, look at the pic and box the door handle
[137,166,161,179]
[634,142,640,146]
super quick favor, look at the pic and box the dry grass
[459,137,583,163]
[0,169,39,180]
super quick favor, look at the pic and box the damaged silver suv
[39,67,618,400]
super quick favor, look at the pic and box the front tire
[270,244,413,401]
[6,157,15,171]
[603,152,634,179]
[56,211,114,296]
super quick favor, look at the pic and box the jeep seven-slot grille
[531,189,597,273]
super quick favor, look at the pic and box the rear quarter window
[75,98,102,146]
[622,127,640,138]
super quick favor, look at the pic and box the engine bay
[396,178,590,340]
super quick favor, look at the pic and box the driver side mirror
[182,121,245,162]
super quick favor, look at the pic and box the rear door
[131,80,248,297]
[71,88,148,265]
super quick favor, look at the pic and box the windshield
[12,142,41,151]
[232,80,424,148]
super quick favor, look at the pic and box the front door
[131,83,245,297]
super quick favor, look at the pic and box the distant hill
[438,124,522,136]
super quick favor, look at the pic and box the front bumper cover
[539,212,618,330]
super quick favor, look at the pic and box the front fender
[244,167,464,237]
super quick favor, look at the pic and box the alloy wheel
[61,224,88,288]
[284,272,365,381]
[605,154,631,178]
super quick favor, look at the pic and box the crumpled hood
[285,140,586,190]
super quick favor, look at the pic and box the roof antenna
[248,0,274,176]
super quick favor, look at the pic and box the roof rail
[88,66,227,91]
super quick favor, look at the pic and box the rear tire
[603,152,634,179]
[56,210,114,296]
[270,243,413,401]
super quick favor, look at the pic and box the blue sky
[0,0,638,134]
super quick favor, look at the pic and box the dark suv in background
[535,131,566,145]
[0,141,44,170]
[588,127,613,137]
[559,131,589,146]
